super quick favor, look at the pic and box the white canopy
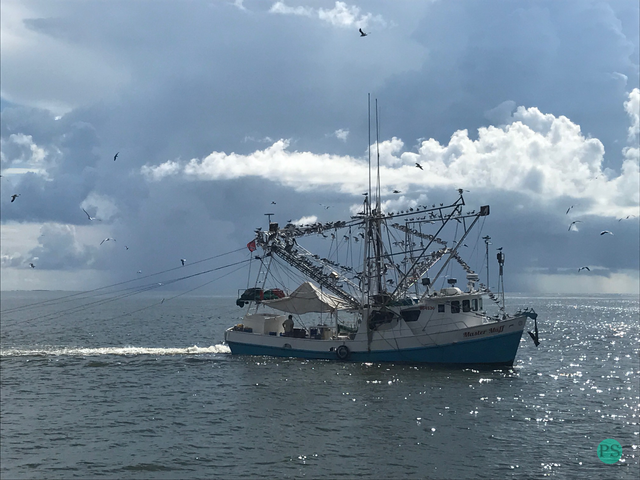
[262,282,349,314]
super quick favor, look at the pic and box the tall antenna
[363,94,372,302]
[374,99,383,294]
[375,99,381,211]
[368,93,372,207]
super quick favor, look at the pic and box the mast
[483,235,491,288]
[368,93,372,204]
[374,99,383,296]
[362,94,372,304]
[497,249,506,315]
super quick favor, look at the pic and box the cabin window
[462,300,471,312]
[438,304,445,313]
[401,310,420,322]
[369,310,395,329]
[472,299,478,311]
[479,298,483,310]
[451,301,460,314]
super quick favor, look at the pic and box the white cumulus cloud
[1,133,47,164]
[140,103,639,219]
[25,223,98,270]
[333,129,349,142]
[624,88,639,142]
[269,1,385,29]
[141,160,182,181]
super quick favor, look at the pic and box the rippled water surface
[1,291,638,479]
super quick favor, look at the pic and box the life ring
[336,345,350,360]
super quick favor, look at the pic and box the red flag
[247,239,257,252]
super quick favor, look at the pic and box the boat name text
[464,325,504,337]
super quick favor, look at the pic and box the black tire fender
[336,345,350,360]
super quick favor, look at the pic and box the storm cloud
[1,0,638,293]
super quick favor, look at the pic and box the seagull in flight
[29,263,35,268]
[578,266,590,272]
[600,230,613,236]
[393,190,401,194]
[82,208,101,221]
[568,221,582,231]
[181,258,186,266]
[359,28,368,37]
[113,152,119,161]
[10,194,20,202]
[100,237,116,245]
[415,163,423,170]
[271,201,276,205]
[566,205,574,215]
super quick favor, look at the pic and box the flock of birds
[262,192,634,280]
[6,151,193,271]
[565,205,637,273]
[5,67,637,277]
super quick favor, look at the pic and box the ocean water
[0,291,638,479]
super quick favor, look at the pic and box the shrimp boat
[224,187,540,365]
[224,108,539,366]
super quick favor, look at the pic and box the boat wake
[0,344,231,357]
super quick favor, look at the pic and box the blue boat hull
[227,330,525,366]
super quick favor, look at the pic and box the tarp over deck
[262,282,350,314]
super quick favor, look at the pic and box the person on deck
[283,315,294,336]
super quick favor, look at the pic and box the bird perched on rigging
[359,28,368,37]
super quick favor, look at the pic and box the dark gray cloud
[377,0,639,169]
[1,0,638,292]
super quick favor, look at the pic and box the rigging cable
[1,246,248,315]
[2,258,251,326]
[99,261,250,324]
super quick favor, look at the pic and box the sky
[1,0,639,295]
